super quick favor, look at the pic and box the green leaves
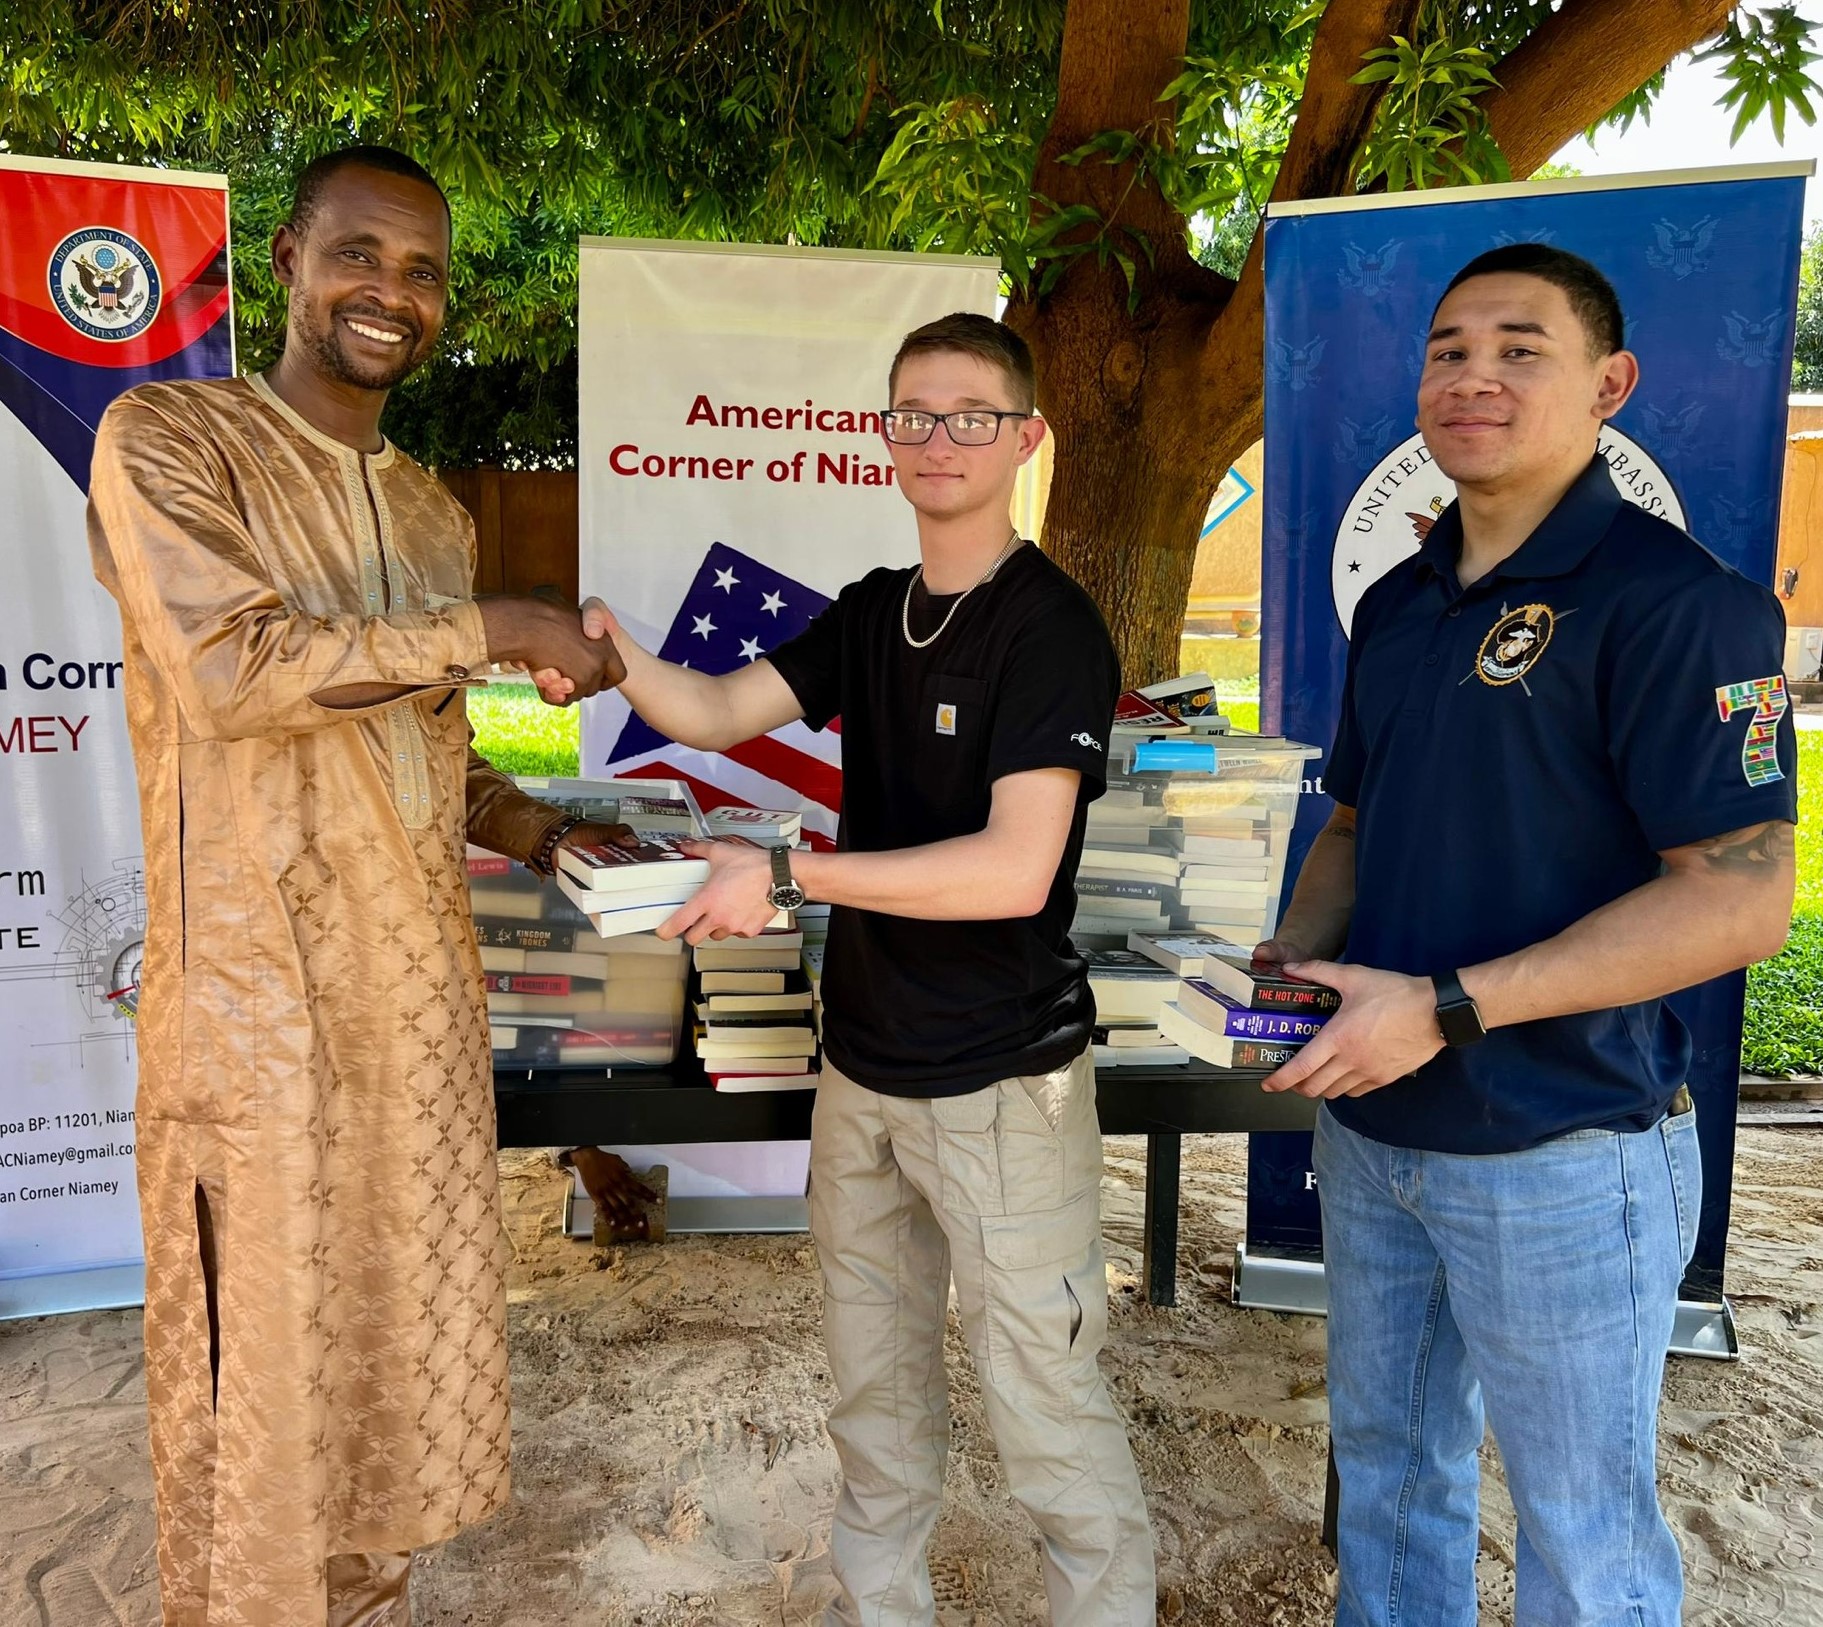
[1353,30,1510,193]
[1695,4,1821,146]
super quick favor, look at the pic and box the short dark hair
[287,144,450,238]
[1436,244,1624,357]
[890,312,1037,412]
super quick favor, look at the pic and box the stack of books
[1070,768,1297,951]
[1140,933,1341,1069]
[470,862,688,1067]
[692,928,818,1091]
[705,805,803,844]
[1083,947,1189,1067]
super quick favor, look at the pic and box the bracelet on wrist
[530,815,581,879]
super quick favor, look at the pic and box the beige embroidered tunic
[88,374,564,1625]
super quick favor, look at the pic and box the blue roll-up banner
[1254,164,1811,1328]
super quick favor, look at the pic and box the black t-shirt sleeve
[1607,571,1798,850]
[765,587,850,731]
[1324,595,1372,810]
[985,590,1120,796]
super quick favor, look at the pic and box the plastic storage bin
[1073,735,1323,951]
[470,777,694,1071]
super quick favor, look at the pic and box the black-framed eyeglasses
[881,408,1032,446]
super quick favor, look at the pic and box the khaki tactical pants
[810,1051,1155,1626]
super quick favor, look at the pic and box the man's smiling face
[1417,271,1631,495]
[273,164,450,392]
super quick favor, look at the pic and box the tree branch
[1270,0,1424,207]
[1197,0,1420,407]
[1031,0,1195,250]
[1482,0,1737,177]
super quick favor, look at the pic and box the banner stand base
[1233,1245,1739,1361]
[0,1262,145,1323]
[1232,1244,1327,1316]
[1671,1298,1739,1360]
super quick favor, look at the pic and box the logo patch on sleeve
[1715,674,1789,787]
[934,702,957,736]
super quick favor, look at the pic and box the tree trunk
[1035,277,1251,683]
[1015,0,1747,687]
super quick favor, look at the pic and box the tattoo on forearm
[1689,821,1795,873]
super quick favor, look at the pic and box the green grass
[472,678,1823,1075]
[1743,732,1823,1075]
[468,681,581,777]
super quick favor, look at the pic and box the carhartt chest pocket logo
[935,702,958,736]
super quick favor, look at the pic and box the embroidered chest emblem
[1473,602,1556,688]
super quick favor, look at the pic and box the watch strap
[1431,969,1487,1048]
[769,845,793,888]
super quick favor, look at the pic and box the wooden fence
[439,467,580,601]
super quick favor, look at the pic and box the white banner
[0,156,233,1315]
[578,238,1000,840]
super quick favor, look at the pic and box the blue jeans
[1314,1102,1702,1627]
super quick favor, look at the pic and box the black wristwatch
[766,845,806,913]
[1432,970,1487,1048]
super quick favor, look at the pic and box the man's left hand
[659,839,778,945]
[558,820,642,857]
[1261,961,1444,1099]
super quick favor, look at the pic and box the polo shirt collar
[1415,455,1624,591]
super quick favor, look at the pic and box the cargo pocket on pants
[932,1086,1002,1216]
[977,1188,1107,1385]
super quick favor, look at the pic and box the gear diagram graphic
[0,858,146,1032]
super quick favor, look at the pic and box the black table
[495,1058,1318,1305]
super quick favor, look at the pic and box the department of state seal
[48,227,162,341]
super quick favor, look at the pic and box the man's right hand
[477,595,626,701]
[529,597,626,705]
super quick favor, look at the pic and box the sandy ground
[2,1128,1820,1627]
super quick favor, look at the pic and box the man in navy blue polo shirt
[1258,244,1797,1626]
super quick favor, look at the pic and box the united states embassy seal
[48,227,161,341]
[1331,427,1684,637]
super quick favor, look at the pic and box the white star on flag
[760,590,785,615]
[714,567,739,592]
[692,614,717,639]
[739,637,763,662]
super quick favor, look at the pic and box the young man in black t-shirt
[579,314,1151,1625]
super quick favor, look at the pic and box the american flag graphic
[606,541,844,846]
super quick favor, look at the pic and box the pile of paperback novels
[1072,735,1321,950]
[691,927,819,1091]
[471,776,710,1071]
[1132,931,1341,1070]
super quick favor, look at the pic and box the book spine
[485,973,583,996]
[473,919,578,952]
[1076,877,1173,902]
[1230,1039,1304,1068]
[466,856,515,876]
[1220,1007,1326,1041]
[1249,981,1343,1014]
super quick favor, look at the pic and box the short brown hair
[889,312,1036,412]
[1437,244,1625,358]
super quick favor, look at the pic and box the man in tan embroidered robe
[87,146,626,1626]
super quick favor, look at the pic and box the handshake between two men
[476,589,627,700]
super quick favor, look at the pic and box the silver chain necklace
[901,531,1023,650]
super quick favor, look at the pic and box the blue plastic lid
[1131,738,1220,772]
